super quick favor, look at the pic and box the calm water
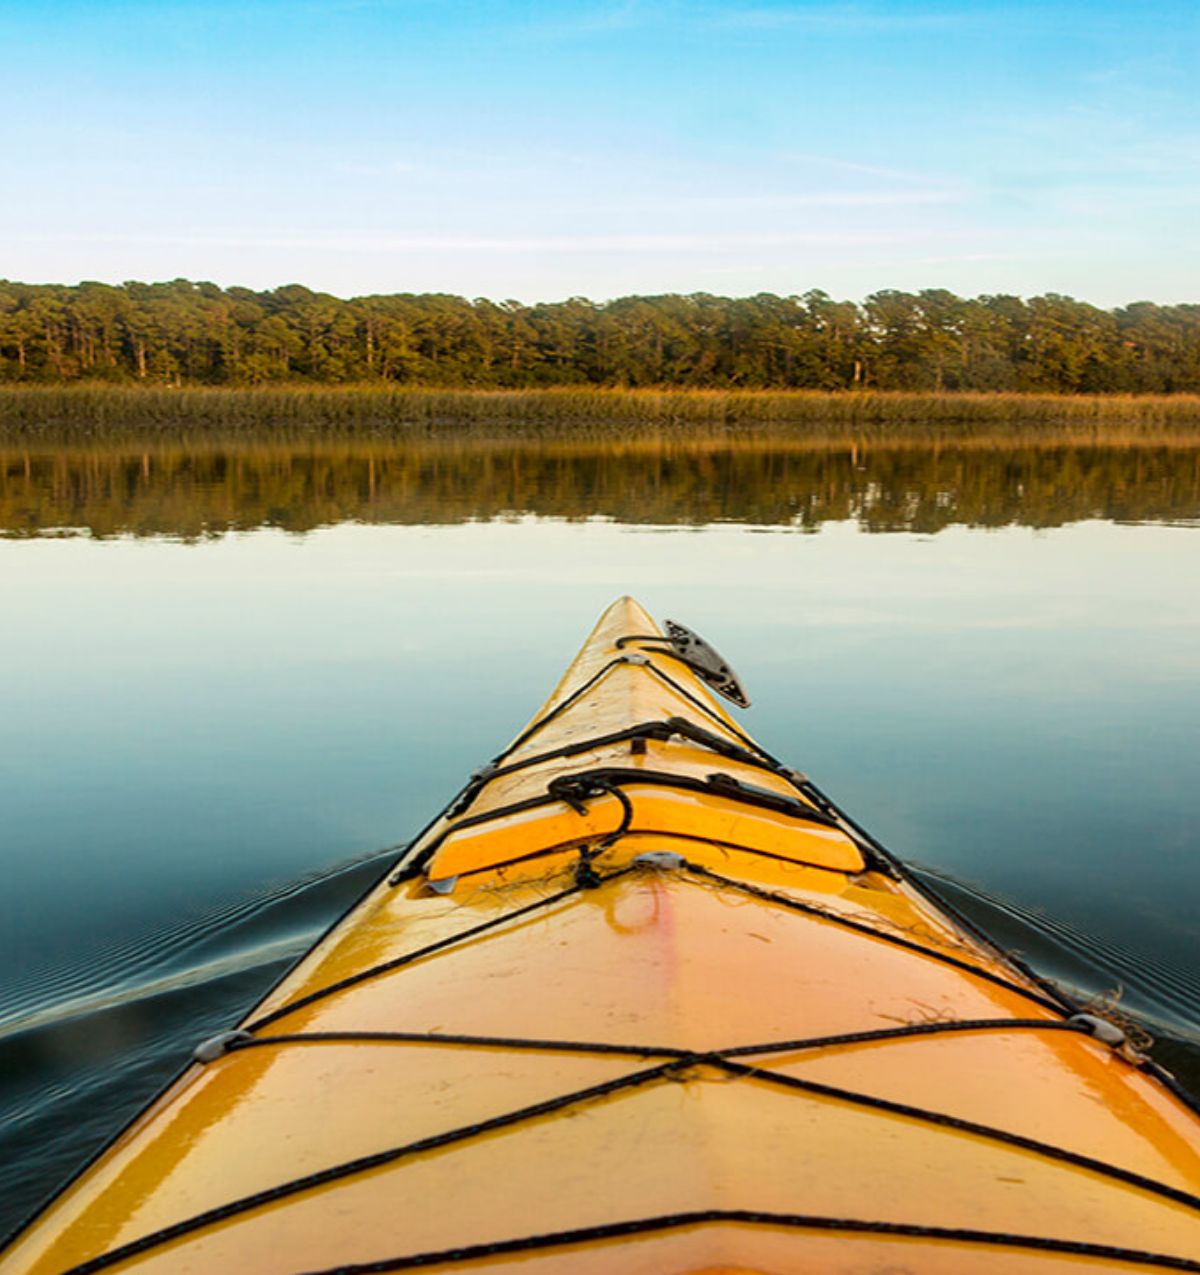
[2,436,1200,1239]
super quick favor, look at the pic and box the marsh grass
[2,384,1200,443]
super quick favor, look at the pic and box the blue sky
[2,1,1198,304]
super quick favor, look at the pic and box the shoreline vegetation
[4,282,1200,396]
[3,385,1200,442]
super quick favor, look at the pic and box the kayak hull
[4,598,1199,1273]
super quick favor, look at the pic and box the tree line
[3,279,1200,393]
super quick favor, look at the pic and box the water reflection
[2,437,1199,537]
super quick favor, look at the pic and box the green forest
[4,280,1200,393]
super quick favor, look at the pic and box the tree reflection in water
[1,437,1198,539]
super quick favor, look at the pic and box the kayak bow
[5,597,1200,1274]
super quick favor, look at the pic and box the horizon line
[1,276,1193,311]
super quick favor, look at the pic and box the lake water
[2,435,1199,1239]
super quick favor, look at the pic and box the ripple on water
[3,850,1199,1244]
[0,849,397,1242]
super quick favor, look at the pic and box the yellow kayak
[5,597,1200,1274]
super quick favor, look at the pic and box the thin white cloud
[866,251,1029,267]
[334,159,420,177]
[981,99,1200,184]
[8,229,902,253]
[701,3,985,34]
[678,188,964,209]
[514,0,652,41]
[777,151,952,187]
[699,2,1111,38]
[297,1,440,11]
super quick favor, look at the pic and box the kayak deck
[4,597,1200,1273]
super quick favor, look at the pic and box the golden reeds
[2,384,1200,443]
